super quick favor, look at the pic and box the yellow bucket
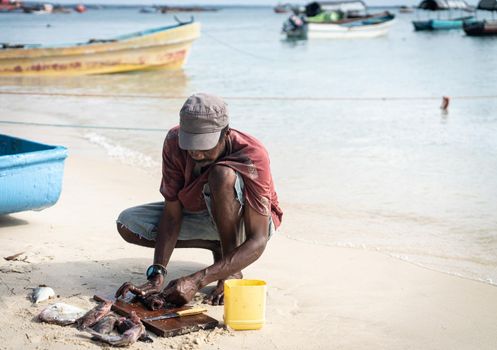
[223,279,267,330]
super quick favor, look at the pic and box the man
[115,93,283,307]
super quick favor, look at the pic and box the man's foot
[203,272,242,305]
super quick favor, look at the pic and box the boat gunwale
[0,134,68,169]
[1,36,199,62]
[0,22,200,55]
[308,17,395,31]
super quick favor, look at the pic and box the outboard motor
[282,14,308,38]
[305,1,322,17]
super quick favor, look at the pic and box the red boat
[0,0,21,12]
[74,4,86,13]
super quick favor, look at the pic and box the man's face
[187,137,225,167]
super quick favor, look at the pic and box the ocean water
[1,7,497,285]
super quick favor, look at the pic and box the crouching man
[115,93,283,307]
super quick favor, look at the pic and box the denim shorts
[117,173,274,242]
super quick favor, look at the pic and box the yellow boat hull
[0,22,200,76]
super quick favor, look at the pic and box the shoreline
[1,125,497,349]
[2,122,497,287]
[282,234,497,288]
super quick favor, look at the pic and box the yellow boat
[0,21,200,76]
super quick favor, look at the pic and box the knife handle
[176,307,207,317]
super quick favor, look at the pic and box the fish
[115,312,153,343]
[31,286,55,304]
[115,317,135,334]
[38,303,87,326]
[138,332,154,343]
[115,311,139,333]
[76,300,113,330]
[91,314,118,334]
[88,320,145,346]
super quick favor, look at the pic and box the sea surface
[1,7,497,285]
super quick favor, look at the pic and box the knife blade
[143,307,208,322]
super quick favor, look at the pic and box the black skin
[115,130,270,306]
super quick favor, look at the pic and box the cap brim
[179,129,221,151]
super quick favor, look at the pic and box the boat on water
[282,1,395,39]
[274,3,292,13]
[139,6,157,13]
[399,6,414,13]
[0,21,200,76]
[412,0,476,31]
[0,0,21,12]
[413,16,475,30]
[464,19,497,35]
[464,0,497,36]
[74,4,86,13]
[23,3,53,14]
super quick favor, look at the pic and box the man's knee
[208,165,236,191]
[117,223,134,243]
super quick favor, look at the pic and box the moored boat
[24,3,53,14]
[0,0,21,12]
[413,16,476,30]
[74,4,86,13]
[412,0,475,31]
[140,6,157,13]
[399,6,414,13]
[307,11,395,38]
[464,19,497,35]
[0,21,201,76]
[282,1,396,39]
[274,3,291,13]
[463,0,497,36]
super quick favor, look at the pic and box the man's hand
[161,275,201,306]
[142,293,166,310]
[203,272,243,306]
[115,274,164,299]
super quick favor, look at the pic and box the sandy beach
[1,125,496,350]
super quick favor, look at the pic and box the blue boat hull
[0,135,68,215]
[413,16,475,31]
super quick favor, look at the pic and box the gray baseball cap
[179,93,229,150]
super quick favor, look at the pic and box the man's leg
[117,203,222,260]
[204,165,244,305]
[117,223,222,259]
[117,224,156,248]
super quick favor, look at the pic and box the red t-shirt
[160,126,282,229]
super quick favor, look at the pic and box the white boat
[308,13,395,38]
[283,1,396,39]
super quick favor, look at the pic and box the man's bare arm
[196,204,269,287]
[115,200,183,299]
[153,200,183,267]
[160,204,269,305]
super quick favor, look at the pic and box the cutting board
[94,294,219,337]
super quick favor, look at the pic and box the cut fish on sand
[38,303,87,325]
[88,311,146,347]
[76,300,113,330]
[115,311,153,342]
[91,314,118,334]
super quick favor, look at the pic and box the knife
[143,307,208,321]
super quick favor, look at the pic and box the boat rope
[1,90,497,101]
[202,30,275,61]
[0,120,165,132]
